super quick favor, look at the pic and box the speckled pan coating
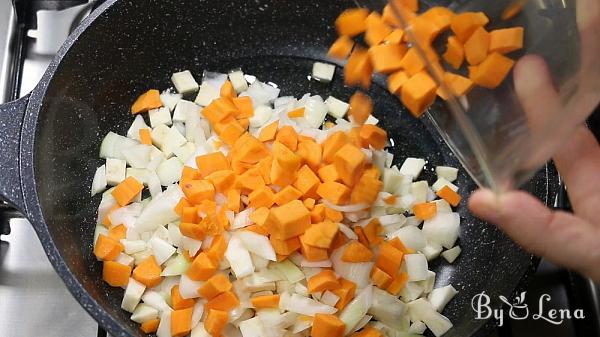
[0,0,557,336]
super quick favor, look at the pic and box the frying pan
[0,0,558,336]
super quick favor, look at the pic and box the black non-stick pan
[0,0,558,336]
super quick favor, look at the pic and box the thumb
[468,189,600,281]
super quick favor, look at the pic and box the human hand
[469,125,600,282]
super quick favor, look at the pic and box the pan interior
[31,1,550,336]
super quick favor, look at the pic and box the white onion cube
[400,157,426,180]
[312,62,336,82]
[441,245,462,263]
[106,158,126,186]
[91,165,107,196]
[435,166,458,182]
[404,254,429,281]
[149,107,172,127]
[229,70,249,93]
[149,236,176,265]
[171,70,199,94]
[121,278,146,312]
[325,96,349,119]
[195,82,219,106]
[160,90,182,111]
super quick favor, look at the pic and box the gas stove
[0,1,598,337]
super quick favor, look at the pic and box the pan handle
[0,94,29,214]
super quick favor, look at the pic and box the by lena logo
[471,291,585,327]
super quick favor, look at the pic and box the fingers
[553,126,600,221]
[469,189,600,281]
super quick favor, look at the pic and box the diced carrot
[384,29,405,44]
[232,96,254,118]
[386,271,409,295]
[139,128,152,145]
[275,126,299,151]
[273,185,303,206]
[371,266,393,289]
[171,307,193,337]
[413,202,438,220]
[140,318,160,333]
[206,170,236,193]
[401,71,438,117]
[328,35,355,59]
[324,207,344,223]
[186,252,217,281]
[470,52,514,89]
[365,12,393,47]
[489,27,524,54]
[205,290,240,311]
[364,219,384,247]
[132,255,160,287]
[384,195,397,205]
[94,234,124,261]
[108,224,126,241]
[464,26,490,66]
[195,152,229,177]
[232,133,271,164]
[264,200,311,240]
[303,198,316,210]
[299,234,329,261]
[182,180,215,204]
[307,270,341,293]
[258,120,279,142]
[311,313,345,337]
[354,226,369,247]
[287,107,305,119]
[359,124,387,150]
[296,139,322,172]
[175,197,192,217]
[342,241,374,262]
[440,72,475,99]
[270,236,301,255]
[382,4,417,27]
[450,12,489,42]
[363,165,381,179]
[397,48,425,76]
[227,188,241,213]
[215,120,245,146]
[392,0,418,12]
[131,89,161,114]
[112,176,143,207]
[102,261,131,287]
[317,164,341,183]
[310,203,326,223]
[387,70,410,94]
[344,48,373,89]
[421,6,455,30]
[248,185,275,208]
[369,43,408,74]
[348,91,373,125]
[251,294,280,309]
[501,0,525,20]
[332,278,357,310]
[376,242,404,276]
[330,232,347,251]
[172,285,196,310]
[335,8,369,37]
[245,224,269,236]
[238,167,266,192]
[204,309,228,337]
[179,222,206,240]
[181,166,201,182]
[468,65,478,79]
[409,16,444,46]
[352,326,384,337]
[199,273,232,300]
[207,235,228,261]
[257,156,273,185]
[388,237,413,254]
[443,36,465,69]
[333,142,366,186]
[436,185,462,207]
[322,131,350,164]
[317,181,351,205]
[202,97,237,125]
[270,141,302,187]
[293,165,321,199]
[249,207,270,226]
[303,221,340,249]
[220,80,237,98]
[351,174,383,206]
